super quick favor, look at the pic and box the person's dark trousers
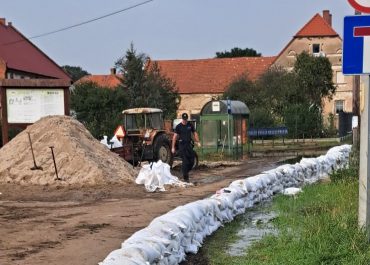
[180,143,195,182]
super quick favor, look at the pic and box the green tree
[255,66,296,123]
[279,52,335,137]
[293,52,336,107]
[283,103,323,138]
[223,74,275,127]
[216,47,261,58]
[71,81,128,138]
[115,44,179,119]
[222,52,334,137]
[223,74,259,105]
[62,65,90,83]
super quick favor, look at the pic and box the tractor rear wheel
[153,134,173,166]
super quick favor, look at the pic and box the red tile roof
[153,57,276,94]
[77,74,122,89]
[0,20,70,80]
[295,13,338,37]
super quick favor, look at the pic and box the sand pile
[0,116,137,185]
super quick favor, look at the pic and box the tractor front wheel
[153,134,173,166]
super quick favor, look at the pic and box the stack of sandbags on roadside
[325,144,351,170]
[99,144,352,265]
[100,198,223,265]
[299,157,320,184]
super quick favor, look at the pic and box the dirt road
[0,157,282,265]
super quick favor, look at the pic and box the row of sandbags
[99,144,352,265]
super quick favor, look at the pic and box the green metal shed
[199,100,250,158]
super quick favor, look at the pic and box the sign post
[344,1,370,232]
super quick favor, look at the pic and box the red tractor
[111,108,198,167]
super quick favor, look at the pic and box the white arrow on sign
[349,0,370,13]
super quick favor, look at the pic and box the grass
[203,165,370,265]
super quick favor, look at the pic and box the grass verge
[203,166,370,265]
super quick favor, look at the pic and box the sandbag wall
[99,145,352,265]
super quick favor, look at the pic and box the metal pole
[359,76,370,234]
[49,146,60,180]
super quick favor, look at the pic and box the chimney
[0,18,6,25]
[110,68,116,75]
[322,10,332,26]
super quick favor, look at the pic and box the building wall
[177,93,221,119]
[274,36,353,121]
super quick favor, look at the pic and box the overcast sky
[2,0,355,74]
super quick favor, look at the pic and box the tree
[216,47,261,58]
[115,44,179,119]
[71,81,128,138]
[222,52,335,137]
[62,65,90,83]
[223,74,275,127]
[293,52,336,108]
[255,66,296,122]
[278,52,336,137]
[223,74,258,105]
[283,103,323,138]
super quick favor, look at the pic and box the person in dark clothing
[172,113,200,183]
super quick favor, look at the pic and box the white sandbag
[100,135,111,148]
[98,249,146,265]
[282,187,303,196]
[136,161,191,192]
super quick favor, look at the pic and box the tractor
[111,108,198,168]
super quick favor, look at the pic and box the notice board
[0,79,71,146]
[6,88,65,123]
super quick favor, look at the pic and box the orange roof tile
[295,13,338,37]
[77,74,122,89]
[153,57,276,94]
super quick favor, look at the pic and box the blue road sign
[343,15,370,75]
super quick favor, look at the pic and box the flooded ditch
[182,155,309,264]
[226,201,277,257]
[181,201,278,265]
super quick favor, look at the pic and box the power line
[2,0,154,46]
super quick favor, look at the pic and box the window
[336,71,345,84]
[312,44,320,54]
[335,100,344,114]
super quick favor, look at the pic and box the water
[227,201,278,256]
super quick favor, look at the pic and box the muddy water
[182,201,278,264]
[227,201,277,256]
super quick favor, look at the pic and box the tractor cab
[112,108,173,166]
[123,108,164,137]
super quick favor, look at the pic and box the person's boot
[183,175,189,183]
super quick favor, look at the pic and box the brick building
[274,10,353,122]
[153,57,275,119]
